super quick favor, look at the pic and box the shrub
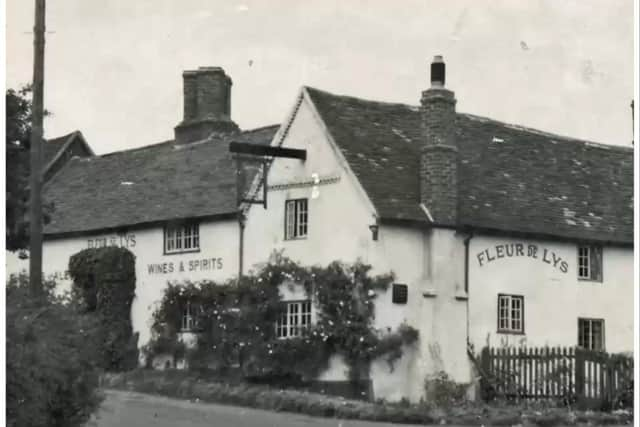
[68,247,138,371]
[6,274,103,427]
[424,371,469,408]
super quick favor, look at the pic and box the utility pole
[29,0,46,297]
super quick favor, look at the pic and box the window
[578,318,605,351]
[276,300,312,338]
[285,199,308,239]
[181,302,201,331]
[577,245,603,282]
[392,284,408,304]
[497,294,524,334]
[165,222,200,254]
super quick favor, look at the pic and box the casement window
[497,294,524,334]
[165,222,200,254]
[577,245,603,282]
[578,318,605,351]
[181,302,201,332]
[275,300,312,338]
[392,284,408,304]
[285,199,308,240]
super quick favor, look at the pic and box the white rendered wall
[38,219,239,351]
[468,235,634,354]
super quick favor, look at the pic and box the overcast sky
[6,0,634,154]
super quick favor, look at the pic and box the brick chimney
[174,67,240,144]
[420,55,458,225]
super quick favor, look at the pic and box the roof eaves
[458,223,633,247]
[44,211,239,239]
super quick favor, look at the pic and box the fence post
[575,347,585,407]
[605,354,614,406]
[480,347,491,401]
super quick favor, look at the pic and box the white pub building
[8,57,634,402]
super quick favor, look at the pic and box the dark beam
[229,142,306,160]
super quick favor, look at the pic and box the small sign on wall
[476,243,568,273]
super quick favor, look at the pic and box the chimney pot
[430,55,446,88]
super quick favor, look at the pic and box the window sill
[577,346,606,352]
[497,330,525,336]
[164,248,201,256]
[276,335,306,340]
[577,278,603,283]
[284,236,308,241]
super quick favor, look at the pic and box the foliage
[5,86,53,251]
[6,87,33,251]
[6,273,103,427]
[68,246,139,371]
[103,369,437,424]
[145,253,418,384]
[103,369,635,426]
[424,371,469,408]
[609,352,634,410]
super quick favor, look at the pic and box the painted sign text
[476,243,568,273]
[147,257,223,275]
[88,234,136,249]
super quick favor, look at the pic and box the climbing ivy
[145,253,419,383]
[68,247,138,371]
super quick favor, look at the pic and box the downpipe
[238,212,246,280]
[463,230,474,347]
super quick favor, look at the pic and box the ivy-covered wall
[68,247,139,371]
[144,253,418,389]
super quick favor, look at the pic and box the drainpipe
[238,211,246,280]
[463,230,474,345]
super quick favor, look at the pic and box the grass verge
[101,370,633,426]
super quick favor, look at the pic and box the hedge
[6,274,103,427]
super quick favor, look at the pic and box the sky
[6,0,635,155]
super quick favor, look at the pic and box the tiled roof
[43,125,279,235]
[43,131,77,167]
[305,87,633,244]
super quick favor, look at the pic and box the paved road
[87,390,429,427]
[87,390,627,427]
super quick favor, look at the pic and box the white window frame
[497,294,524,334]
[275,300,312,339]
[577,244,603,282]
[578,245,591,279]
[181,301,200,332]
[284,199,308,240]
[578,318,605,351]
[165,222,200,254]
